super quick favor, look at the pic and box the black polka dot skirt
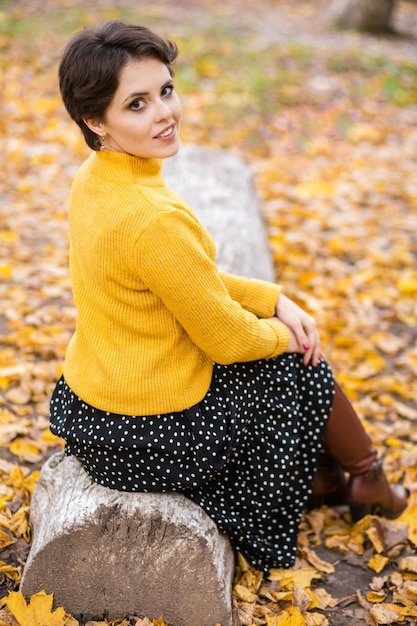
[50,354,334,573]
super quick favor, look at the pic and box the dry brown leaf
[299,547,335,574]
[304,509,326,537]
[310,587,338,610]
[324,534,351,554]
[293,582,312,611]
[399,556,417,574]
[304,613,329,626]
[369,603,404,624]
[0,608,19,626]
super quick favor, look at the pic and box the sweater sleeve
[134,207,291,365]
[218,270,282,318]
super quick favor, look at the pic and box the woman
[51,20,407,573]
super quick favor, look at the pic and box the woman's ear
[83,118,105,136]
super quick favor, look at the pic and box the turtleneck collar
[88,150,164,186]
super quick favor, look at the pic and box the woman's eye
[162,85,174,97]
[130,99,145,111]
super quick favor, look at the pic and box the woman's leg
[314,380,408,521]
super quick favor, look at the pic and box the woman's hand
[275,294,321,366]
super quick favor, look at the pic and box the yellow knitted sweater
[63,150,291,415]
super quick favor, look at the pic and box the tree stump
[330,0,395,33]
[20,145,276,625]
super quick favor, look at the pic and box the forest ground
[1,0,417,625]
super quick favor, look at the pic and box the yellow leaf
[397,275,417,295]
[0,263,13,280]
[236,551,252,573]
[0,230,18,243]
[7,508,30,540]
[296,180,334,200]
[367,590,387,603]
[400,556,417,574]
[0,529,15,551]
[196,57,219,78]
[8,439,41,463]
[347,532,365,555]
[353,353,387,379]
[347,123,382,144]
[368,554,389,574]
[265,617,281,626]
[1,591,68,626]
[42,429,64,446]
[9,466,26,489]
[366,525,385,554]
[0,561,21,586]
[398,499,417,546]
[233,584,258,603]
[268,567,321,589]
[310,587,338,610]
[266,607,306,625]
[14,469,40,497]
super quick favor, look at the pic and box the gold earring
[99,136,106,151]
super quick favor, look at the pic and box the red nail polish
[303,343,310,350]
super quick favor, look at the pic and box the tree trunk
[330,0,396,33]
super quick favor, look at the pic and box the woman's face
[87,57,182,159]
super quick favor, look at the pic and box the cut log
[21,453,236,625]
[20,145,276,625]
[163,144,275,282]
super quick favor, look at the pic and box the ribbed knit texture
[63,150,291,414]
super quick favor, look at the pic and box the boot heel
[378,492,409,520]
[306,494,325,510]
[348,468,409,523]
[349,502,373,523]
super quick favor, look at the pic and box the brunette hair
[59,20,178,150]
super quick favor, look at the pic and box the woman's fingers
[276,294,323,366]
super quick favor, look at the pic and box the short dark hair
[59,20,178,150]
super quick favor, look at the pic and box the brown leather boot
[318,380,408,522]
[308,450,347,510]
[346,458,408,522]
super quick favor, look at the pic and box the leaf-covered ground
[0,0,417,624]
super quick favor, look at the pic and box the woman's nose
[155,99,172,120]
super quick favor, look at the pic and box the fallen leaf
[0,590,69,626]
[368,554,389,574]
[366,589,386,603]
[399,556,417,574]
[369,602,404,624]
